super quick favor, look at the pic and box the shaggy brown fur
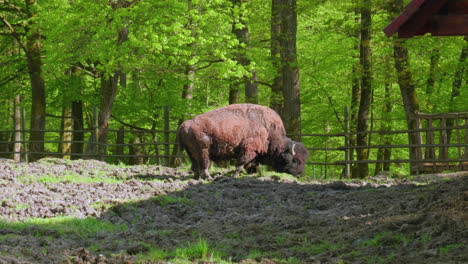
[178,104,308,179]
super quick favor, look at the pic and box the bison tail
[177,127,185,152]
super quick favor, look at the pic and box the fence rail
[1,107,468,178]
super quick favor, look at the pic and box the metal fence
[1,111,467,178]
[0,128,181,165]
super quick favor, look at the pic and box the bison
[178,104,309,179]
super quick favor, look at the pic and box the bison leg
[199,148,212,179]
[185,149,202,179]
[232,165,244,178]
[232,150,257,178]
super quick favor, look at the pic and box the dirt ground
[0,158,466,264]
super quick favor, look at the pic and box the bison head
[271,138,309,177]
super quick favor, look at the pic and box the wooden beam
[446,0,468,14]
[384,0,428,37]
[398,0,450,38]
[429,15,468,36]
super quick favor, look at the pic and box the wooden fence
[304,111,468,178]
[1,109,467,177]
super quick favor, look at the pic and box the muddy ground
[0,158,466,264]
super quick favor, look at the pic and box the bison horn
[291,143,296,156]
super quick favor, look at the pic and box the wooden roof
[384,0,468,38]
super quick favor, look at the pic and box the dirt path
[0,158,466,263]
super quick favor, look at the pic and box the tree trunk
[71,100,84,159]
[129,132,145,165]
[447,36,467,142]
[388,0,423,175]
[115,126,125,164]
[392,37,423,174]
[85,1,133,159]
[355,0,372,178]
[85,19,128,158]
[229,86,240,104]
[0,0,45,161]
[231,0,258,104]
[0,99,12,158]
[171,0,198,167]
[13,95,21,162]
[58,103,73,159]
[425,48,440,98]
[374,65,393,175]
[450,36,468,103]
[171,64,196,167]
[350,60,360,163]
[280,0,301,141]
[97,73,120,157]
[26,19,46,161]
[270,0,283,115]
[349,8,360,177]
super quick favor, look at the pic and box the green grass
[361,232,412,249]
[0,216,127,239]
[152,194,191,207]
[293,239,342,255]
[439,243,466,255]
[246,249,265,260]
[136,238,227,263]
[18,173,124,184]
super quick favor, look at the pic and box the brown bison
[178,104,309,179]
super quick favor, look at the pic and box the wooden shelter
[383,0,468,173]
[384,0,468,38]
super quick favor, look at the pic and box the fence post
[164,105,170,166]
[344,106,351,179]
[455,117,462,169]
[20,106,28,162]
[93,105,99,157]
[13,95,21,162]
[465,118,468,160]
[116,126,125,164]
[439,116,448,161]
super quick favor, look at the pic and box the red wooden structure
[384,0,468,38]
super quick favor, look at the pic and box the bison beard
[178,104,309,179]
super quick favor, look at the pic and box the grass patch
[361,232,412,249]
[0,216,127,239]
[246,249,265,260]
[137,238,226,263]
[293,240,341,255]
[18,173,124,184]
[174,238,213,259]
[439,243,466,255]
[152,194,191,207]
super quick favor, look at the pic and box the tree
[279,0,301,141]
[1,0,46,160]
[231,0,258,104]
[446,36,468,143]
[270,0,283,115]
[355,0,372,178]
[387,0,423,174]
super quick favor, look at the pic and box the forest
[1,1,468,263]
[0,0,467,178]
